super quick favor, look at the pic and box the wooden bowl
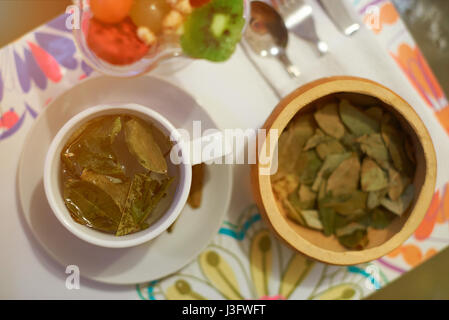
[251,76,437,265]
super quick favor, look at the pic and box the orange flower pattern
[362,0,449,135]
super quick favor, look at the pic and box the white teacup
[44,104,192,248]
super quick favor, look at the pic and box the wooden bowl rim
[251,76,437,265]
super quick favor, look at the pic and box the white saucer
[18,76,233,285]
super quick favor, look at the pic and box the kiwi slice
[181,0,245,62]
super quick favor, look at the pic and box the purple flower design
[35,32,78,70]
[14,49,48,93]
[47,14,72,33]
[81,61,94,76]
[0,104,37,141]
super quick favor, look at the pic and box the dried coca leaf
[335,222,366,237]
[326,153,360,197]
[361,158,389,192]
[312,152,351,191]
[334,213,351,231]
[325,191,367,216]
[367,188,388,210]
[381,115,414,177]
[303,129,332,151]
[338,228,368,250]
[272,174,299,201]
[124,118,168,174]
[340,132,361,154]
[318,179,327,201]
[278,114,316,173]
[314,103,345,139]
[381,184,415,216]
[339,99,379,136]
[300,210,323,230]
[63,179,121,234]
[298,184,317,209]
[318,206,335,236]
[296,150,322,185]
[364,106,383,122]
[285,205,305,225]
[370,207,396,229]
[80,169,130,210]
[62,116,124,176]
[316,139,345,160]
[272,99,416,251]
[357,134,390,168]
[188,163,205,209]
[388,167,410,201]
[284,193,306,226]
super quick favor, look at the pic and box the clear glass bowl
[73,0,250,77]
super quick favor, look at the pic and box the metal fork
[271,0,329,55]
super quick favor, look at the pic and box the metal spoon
[244,1,300,78]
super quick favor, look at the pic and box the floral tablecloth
[1,0,448,299]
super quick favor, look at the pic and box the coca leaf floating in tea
[80,169,130,210]
[124,118,168,174]
[116,203,141,237]
[120,173,173,234]
[64,179,122,234]
[62,116,124,176]
[272,93,416,250]
[61,114,174,237]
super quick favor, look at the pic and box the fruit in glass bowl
[73,0,249,76]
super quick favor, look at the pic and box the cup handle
[184,131,235,166]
